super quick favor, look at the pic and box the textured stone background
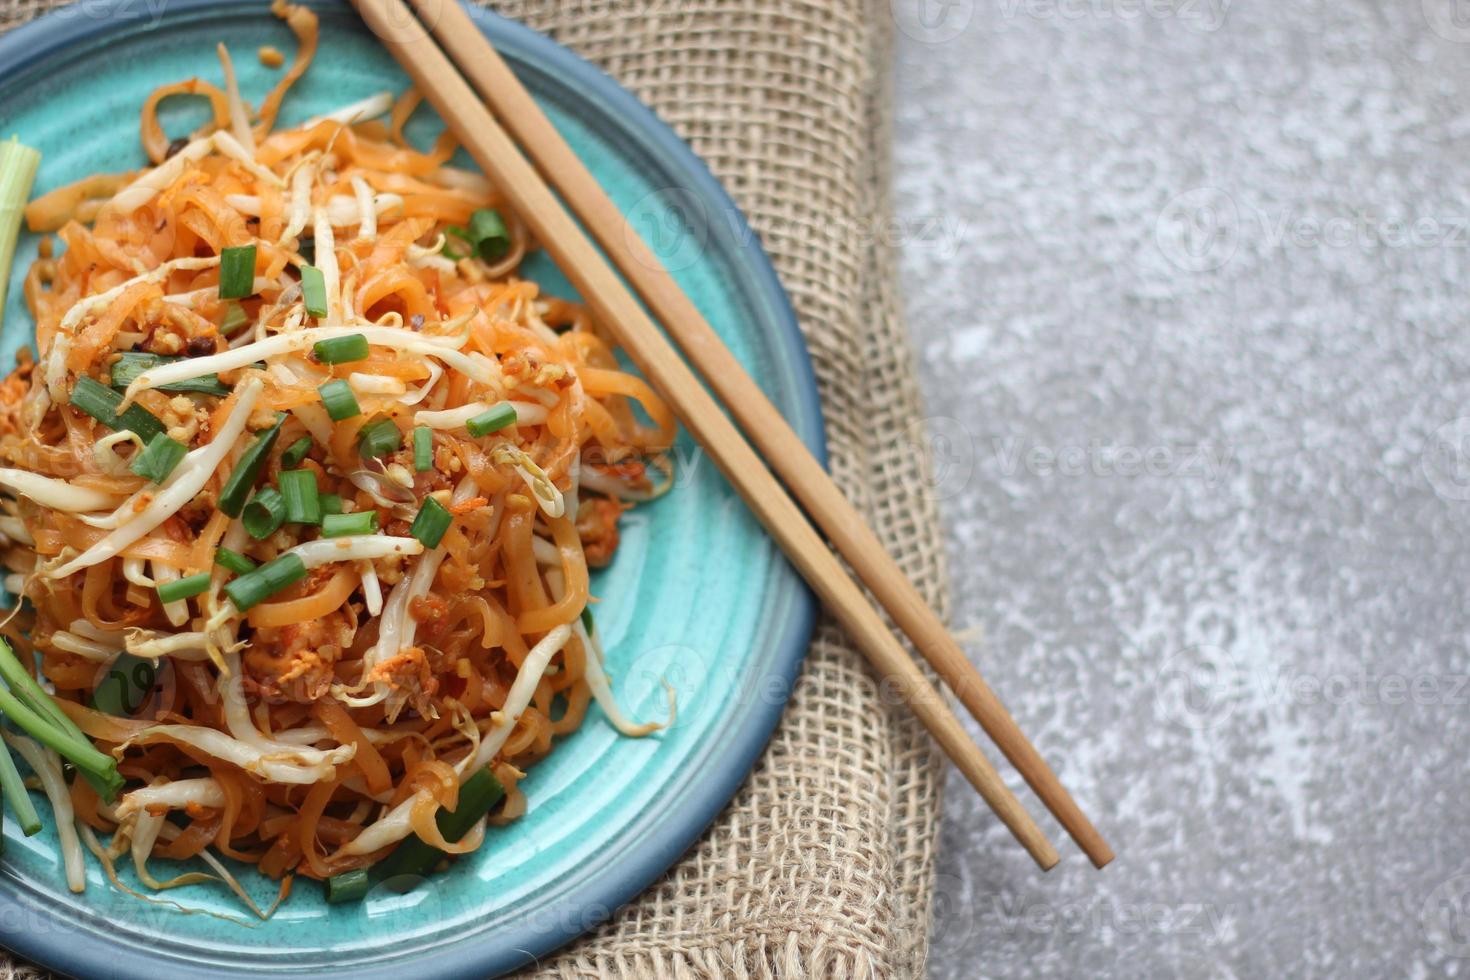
[892,0,1470,975]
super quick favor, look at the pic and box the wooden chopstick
[352,0,1061,870]
[403,0,1113,871]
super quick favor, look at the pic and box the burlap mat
[0,1,948,976]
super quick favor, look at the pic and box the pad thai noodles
[0,0,674,911]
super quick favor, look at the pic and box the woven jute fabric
[0,1,948,976]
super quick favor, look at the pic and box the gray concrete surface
[892,1,1470,976]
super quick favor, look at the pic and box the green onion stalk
[0,137,40,335]
[69,376,166,442]
[0,639,123,802]
[281,436,314,469]
[300,265,329,319]
[0,733,42,838]
[243,487,287,540]
[318,379,361,422]
[313,333,368,364]
[218,244,257,300]
[280,469,322,525]
[409,496,453,549]
[224,553,308,611]
[413,426,434,472]
[323,511,378,538]
[214,547,257,575]
[109,352,230,396]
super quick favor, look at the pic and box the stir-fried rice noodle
[0,1,675,913]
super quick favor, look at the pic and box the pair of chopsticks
[352,0,1111,871]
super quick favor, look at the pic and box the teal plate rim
[0,1,826,977]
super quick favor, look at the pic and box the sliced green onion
[214,547,257,575]
[320,493,344,515]
[371,768,505,894]
[468,208,510,261]
[408,496,452,548]
[243,487,286,540]
[0,736,41,837]
[326,868,371,904]
[223,553,307,611]
[357,417,401,459]
[0,138,41,335]
[280,468,321,525]
[109,351,230,396]
[413,426,433,472]
[221,301,249,333]
[300,264,328,318]
[91,653,157,718]
[218,415,286,517]
[466,403,517,437]
[313,333,368,364]
[319,379,361,421]
[68,377,125,424]
[69,376,166,442]
[218,244,257,299]
[281,435,313,468]
[322,511,378,538]
[444,208,511,262]
[156,572,210,604]
[129,432,187,484]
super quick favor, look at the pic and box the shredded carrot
[448,496,487,516]
[68,280,160,371]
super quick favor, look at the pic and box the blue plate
[0,2,824,976]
